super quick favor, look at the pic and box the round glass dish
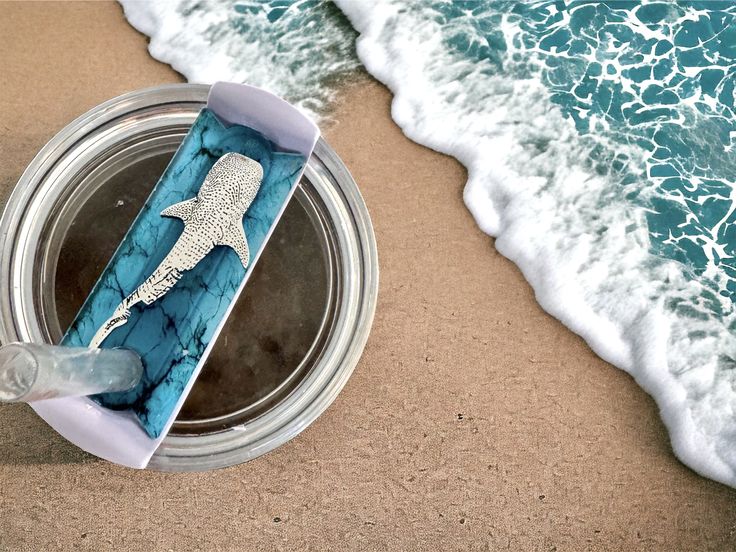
[0,84,378,471]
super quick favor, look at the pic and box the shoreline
[0,2,734,550]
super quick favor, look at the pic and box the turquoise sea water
[120,0,736,485]
[124,0,736,309]
[494,1,736,311]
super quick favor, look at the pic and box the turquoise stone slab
[62,108,305,438]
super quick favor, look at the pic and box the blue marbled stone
[62,108,305,438]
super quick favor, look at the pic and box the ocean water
[121,0,736,487]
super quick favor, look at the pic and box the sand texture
[0,3,734,551]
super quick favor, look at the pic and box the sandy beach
[0,2,735,550]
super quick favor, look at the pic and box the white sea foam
[119,0,359,118]
[121,0,736,487]
[335,1,736,487]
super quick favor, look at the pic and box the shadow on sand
[0,403,99,466]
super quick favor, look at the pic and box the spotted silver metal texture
[90,153,263,348]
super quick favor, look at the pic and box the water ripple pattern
[122,0,736,487]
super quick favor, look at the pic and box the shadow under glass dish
[51,147,336,435]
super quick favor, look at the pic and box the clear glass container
[0,85,378,471]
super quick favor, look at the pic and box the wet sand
[0,2,734,550]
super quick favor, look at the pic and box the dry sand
[0,2,735,550]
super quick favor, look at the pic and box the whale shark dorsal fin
[161,198,197,222]
[220,223,250,268]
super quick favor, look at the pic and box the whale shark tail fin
[220,223,250,269]
[161,198,197,222]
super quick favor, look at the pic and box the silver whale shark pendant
[89,152,264,348]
